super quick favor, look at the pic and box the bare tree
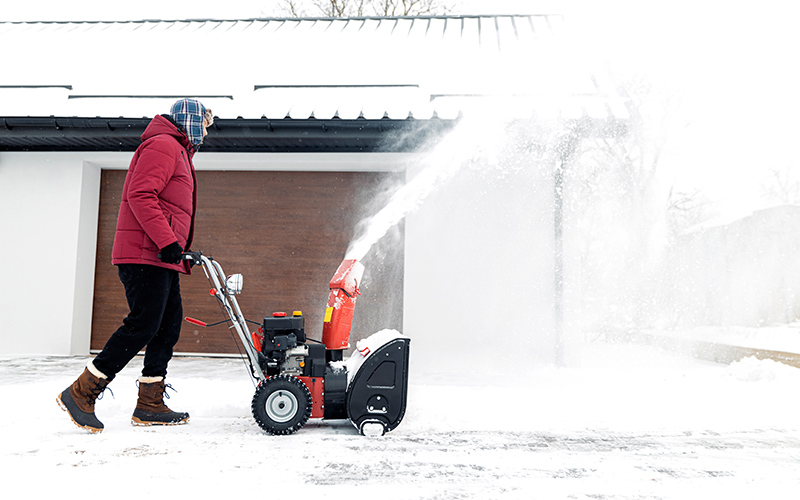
[665,186,712,239]
[550,68,701,337]
[373,0,449,15]
[762,166,800,206]
[279,0,451,17]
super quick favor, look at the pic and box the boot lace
[85,380,113,405]
[135,381,177,402]
[163,383,178,400]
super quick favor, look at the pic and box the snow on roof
[0,16,628,121]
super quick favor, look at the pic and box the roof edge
[1,14,562,25]
[0,115,459,153]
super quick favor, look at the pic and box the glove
[185,249,197,267]
[158,242,183,264]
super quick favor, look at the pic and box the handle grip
[185,317,208,327]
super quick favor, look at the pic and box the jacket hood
[170,98,207,146]
[141,114,191,149]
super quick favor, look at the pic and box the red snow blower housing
[182,253,410,436]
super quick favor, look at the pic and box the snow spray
[341,110,563,374]
[345,116,505,262]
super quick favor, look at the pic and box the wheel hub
[265,390,298,423]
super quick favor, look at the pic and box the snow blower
[181,252,410,436]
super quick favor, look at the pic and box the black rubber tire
[251,375,312,435]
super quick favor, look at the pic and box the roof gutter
[0,116,458,153]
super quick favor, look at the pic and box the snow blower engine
[182,253,410,436]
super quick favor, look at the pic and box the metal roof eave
[0,116,459,153]
[0,113,629,154]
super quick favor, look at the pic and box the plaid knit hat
[170,98,209,146]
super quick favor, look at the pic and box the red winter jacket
[111,114,197,274]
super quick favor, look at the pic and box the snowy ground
[3,341,800,499]
[654,322,800,354]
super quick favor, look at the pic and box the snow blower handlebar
[181,251,266,382]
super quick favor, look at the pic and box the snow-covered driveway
[3,344,800,499]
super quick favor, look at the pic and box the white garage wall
[0,152,107,355]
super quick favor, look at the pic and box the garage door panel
[91,169,403,355]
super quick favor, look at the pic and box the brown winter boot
[131,377,190,426]
[56,362,111,433]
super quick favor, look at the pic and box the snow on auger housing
[181,252,410,436]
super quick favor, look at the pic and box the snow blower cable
[202,271,259,389]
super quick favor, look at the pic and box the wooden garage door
[91,169,404,355]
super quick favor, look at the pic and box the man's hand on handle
[158,242,183,264]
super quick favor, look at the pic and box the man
[57,98,213,433]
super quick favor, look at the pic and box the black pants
[93,264,182,381]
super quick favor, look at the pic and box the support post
[553,131,579,366]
